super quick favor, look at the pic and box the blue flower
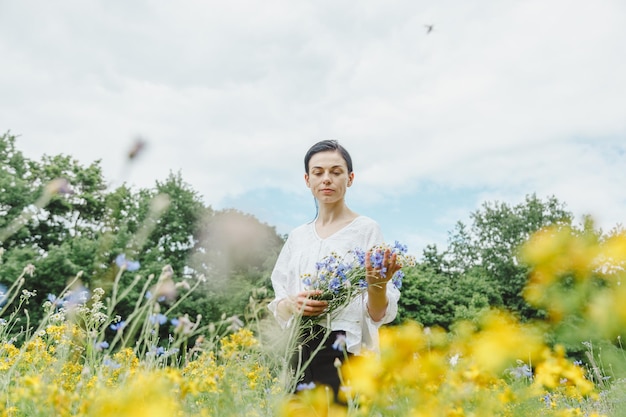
[115,254,140,272]
[370,250,384,269]
[147,346,166,357]
[353,248,366,267]
[64,287,90,307]
[144,290,166,303]
[335,264,349,280]
[149,313,168,325]
[509,363,532,379]
[393,240,408,254]
[0,284,7,307]
[103,358,121,369]
[332,334,347,351]
[95,341,110,351]
[379,266,388,278]
[392,270,405,289]
[296,382,316,391]
[110,320,127,331]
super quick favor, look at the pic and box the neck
[316,202,355,225]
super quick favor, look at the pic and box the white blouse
[267,216,400,355]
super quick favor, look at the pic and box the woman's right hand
[282,290,329,317]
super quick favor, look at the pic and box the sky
[1,0,625,257]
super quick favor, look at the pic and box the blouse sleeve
[267,237,293,328]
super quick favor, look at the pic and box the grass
[1,198,626,416]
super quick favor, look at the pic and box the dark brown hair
[304,140,353,174]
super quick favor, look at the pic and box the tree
[1,132,114,324]
[0,132,285,335]
[397,265,458,328]
[398,262,503,328]
[430,194,573,320]
[0,132,39,248]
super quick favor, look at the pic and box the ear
[304,173,310,188]
[347,172,354,187]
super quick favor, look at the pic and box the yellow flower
[219,328,258,360]
[278,386,347,417]
[464,310,544,377]
[341,352,382,398]
[0,343,19,370]
[54,360,85,391]
[533,345,595,397]
[181,351,222,394]
[84,371,180,417]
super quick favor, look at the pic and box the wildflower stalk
[0,276,26,318]
[0,178,70,244]
[126,193,170,256]
[0,264,38,318]
[106,264,130,318]
[284,314,334,394]
[162,278,203,317]
[0,272,82,386]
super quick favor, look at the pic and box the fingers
[296,290,328,316]
[366,249,400,280]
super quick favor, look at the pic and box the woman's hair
[304,140,353,174]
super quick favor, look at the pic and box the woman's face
[305,150,354,204]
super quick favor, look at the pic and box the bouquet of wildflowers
[300,241,415,323]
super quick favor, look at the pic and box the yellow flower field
[1,225,626,416]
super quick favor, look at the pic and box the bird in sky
[425,24,434,34]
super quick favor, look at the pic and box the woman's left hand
[365,248,401,289]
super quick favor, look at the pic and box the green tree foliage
[397,265,458,328]
[450,194,572,318]
[398,263,502,328]
[0,134,41,247]
[0,132,284,336]
[1,133,113,324]
[400,194,574,327]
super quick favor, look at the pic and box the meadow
[1,221,626,416]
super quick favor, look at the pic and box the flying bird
[424,24,434,34]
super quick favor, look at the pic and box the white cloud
[1,0,624,245]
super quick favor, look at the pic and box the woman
[267,140,401,399]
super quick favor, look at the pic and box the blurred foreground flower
[84,371,179,417]
[44,177,73,196]
[157,265,176,299]
[128,136,147,160]
[520,224,626,338]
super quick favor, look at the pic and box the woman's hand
[365,248,401,321]
[281,290,329,317]
[365,248,401,289]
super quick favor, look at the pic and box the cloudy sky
[1,0,625,256]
